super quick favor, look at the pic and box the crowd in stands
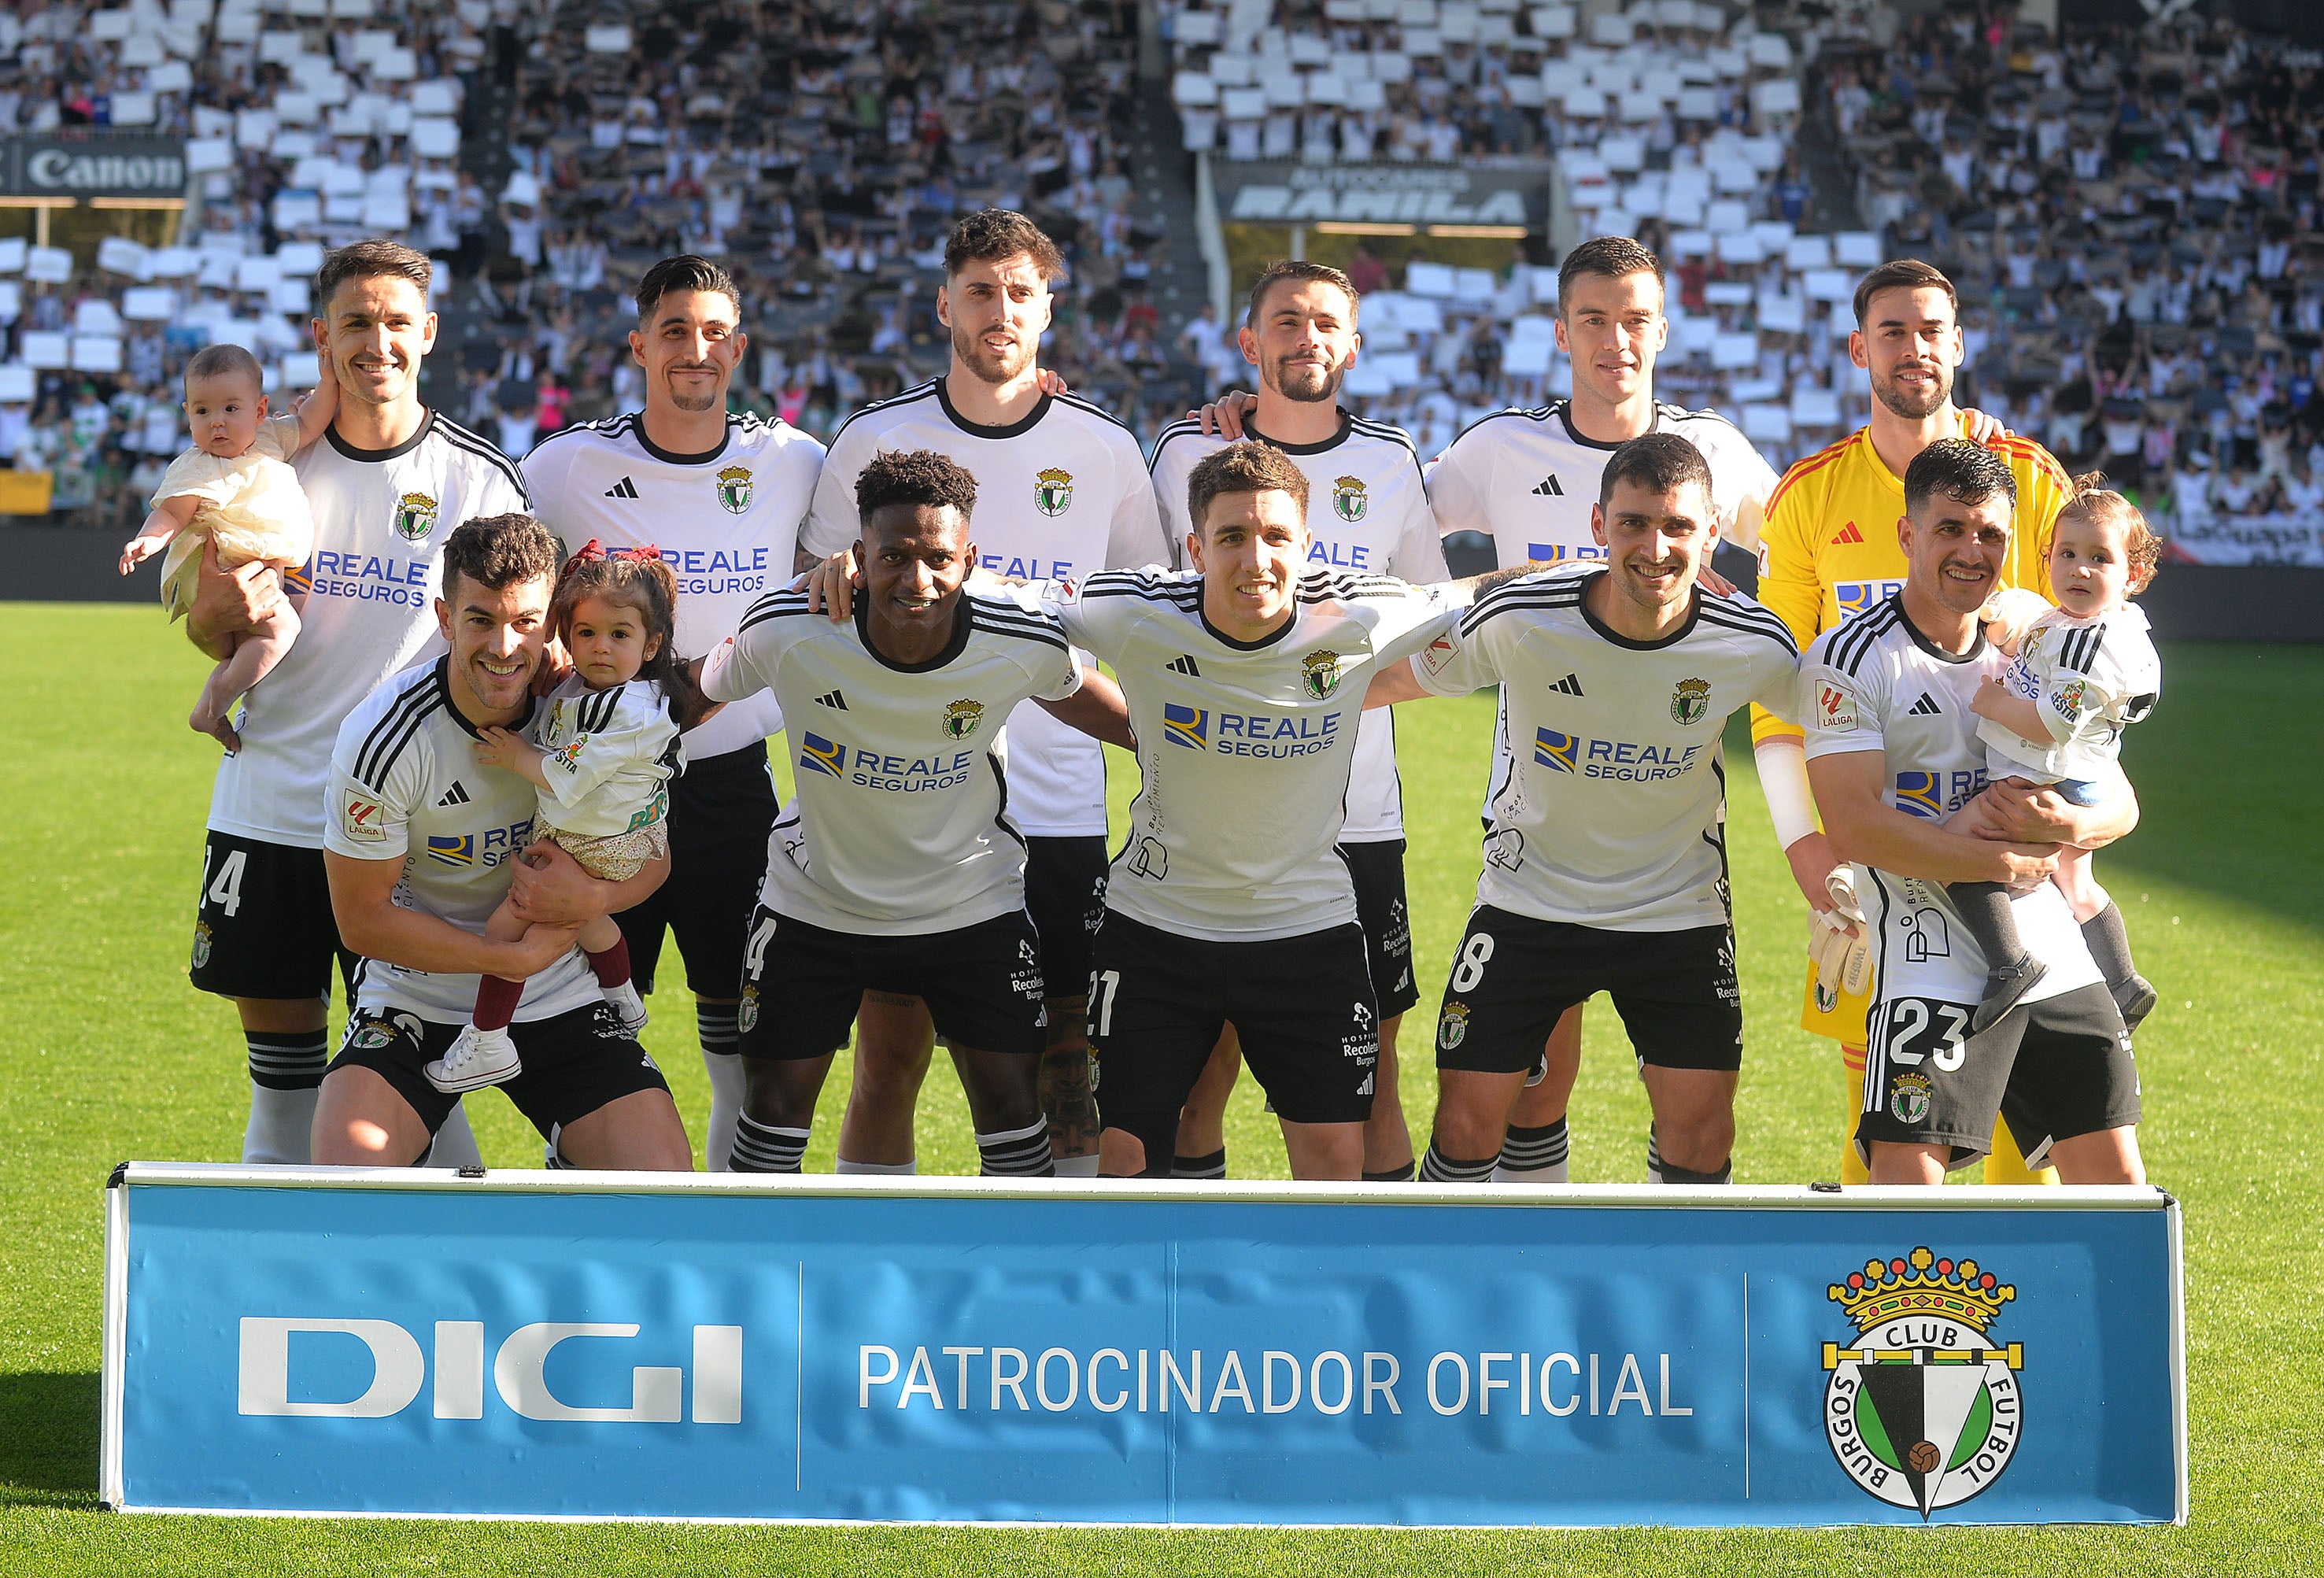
[6,0,2322,567]
[1,0,1196,528]
[1819,0,2324,564]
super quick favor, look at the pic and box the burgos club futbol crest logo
[1823,1246,2024,1517]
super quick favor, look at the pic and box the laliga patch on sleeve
[1421,632,1459,675]
[342,794,386,841]
[1816,681,1860,731]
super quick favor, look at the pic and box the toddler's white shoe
[425,1025,522,1092]
[603,981,648,1036]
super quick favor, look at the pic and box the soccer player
[1368,434,1802,1184]
[698,451,1131,1177]
[796,209,1168,1176]
[1751,259,2079,1187]
[521,255,824,1172]
[1147,259,1446,1183]
[185,239,528,1166]
[1800,441,2144,1185]
[1057,444,1467,1181]
[315,513,693,1169]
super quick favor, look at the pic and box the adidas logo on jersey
[1531,475,1565,496]
[1550,672,1585,697]
[1166,654,1202,677]
[1908,692,1944,716]
[604,476,641,499]
[813,689,849,710]
[1831,522,1865,545]
[435,781,472,807]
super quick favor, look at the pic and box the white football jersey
[323,658,599,1023]
[1425,401,1780,567]
[529,674,680,841]
[1425,400,1781,822]
[1149,410,1450,842]
[700,587,1082,936]
[1979,603,2162,785]
[1413,567,1801,931]
[1048,567,1460,943]
[521,410,824,762]
[210,412,530,848]
[1801,594,2103,1011]
[801,380,1168,837]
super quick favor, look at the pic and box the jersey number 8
[1450,933,1495,993]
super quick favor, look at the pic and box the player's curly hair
[1903,438,2018,516]
[2059,471,2163,593]
[1186,440,1310,534]
[855,449,979,525]
[441,512,563,598]
[552,548,715,730]
[944,209,1064,283]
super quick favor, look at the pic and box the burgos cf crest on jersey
[941,699,985,740]
[1332,475,1369,523]
[1671,677,1712,725]
[392,491,438,541]
[1301,649,1343,699]
[716,464,754,514]
[1823,1247,2025,1518]
[1034,467,1073,516]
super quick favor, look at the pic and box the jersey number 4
[203,848,249,918]
[1884,997,1971,1072]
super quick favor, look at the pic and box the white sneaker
[424,1025,522,1092]
[603,980,648,1036]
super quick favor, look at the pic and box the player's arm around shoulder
[798,424,865,564]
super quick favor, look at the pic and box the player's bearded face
[634,289,744,416]
[1859,288,1960,421]
[438,573,552,719]
[321,276,437,411]
[943,256,1052,386]
[1247,280,1358,405]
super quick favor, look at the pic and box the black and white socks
[696,1001,744,1173]
[1418,1144,1498,1184]
[1496,1118,1571,1183]
[976,1118,1058,1178]
[242,1029,328,1165]
[729,1114,810,1173]
[1172,1147,1227,1181]
[1646,1129,1732,1184]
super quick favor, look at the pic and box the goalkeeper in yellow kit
[1752,260,2137,1185]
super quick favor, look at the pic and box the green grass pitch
[2,604,2318,1575]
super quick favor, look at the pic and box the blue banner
[102,1170,2185,1526]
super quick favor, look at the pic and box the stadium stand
[4,0,2321,570]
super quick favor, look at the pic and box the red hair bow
[563,538,663,578]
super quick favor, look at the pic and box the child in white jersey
[1953,477,2165,1033]
[116,342,338,751]
[424,542,713,1093]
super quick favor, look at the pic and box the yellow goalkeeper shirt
[1750,414,2074,748]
